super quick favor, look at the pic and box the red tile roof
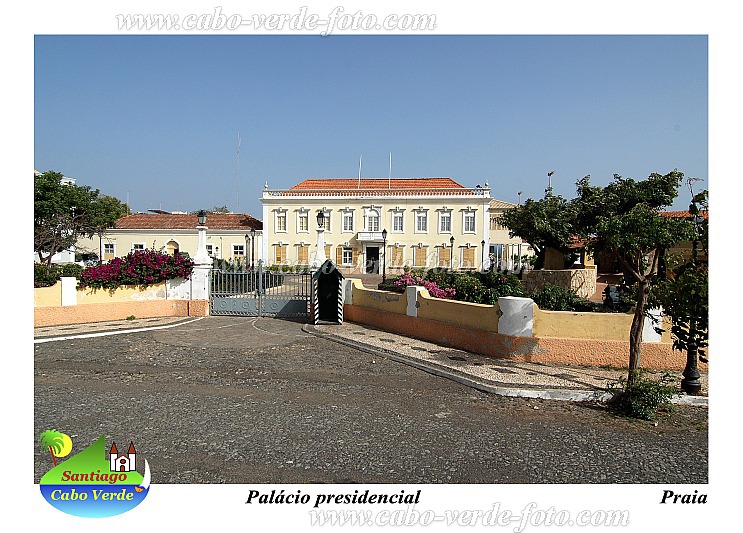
[661,210,709,220]
[114,213,262,231]
[291,177,466,190]
[277,177,479,197]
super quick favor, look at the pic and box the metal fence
[210,262,311,318]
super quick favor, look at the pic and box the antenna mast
[388,153,392,189]
[235,131,241,212]
[358,155,362,189]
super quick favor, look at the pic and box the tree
[34,171,129,265]
[39,429,67,466]
[498,193,578,269]
[573,171,695,385]
[649,187,708,393]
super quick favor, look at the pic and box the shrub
[606,371,680,420]
[34,262,84,288]
[393,273,456,299]
[479,270,523,298]
[529,283,596,312]
[78,249,194,290]
[451,274,492,304]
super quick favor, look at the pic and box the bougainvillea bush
[393,273,456,299]
[78,249,194,290]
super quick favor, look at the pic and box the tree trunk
[49,446,57,466]
[627,278,650,385]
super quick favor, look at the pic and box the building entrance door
[365,246,379,274]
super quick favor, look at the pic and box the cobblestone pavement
[34,316,708,484]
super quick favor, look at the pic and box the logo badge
[39,432,150,518]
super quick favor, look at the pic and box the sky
[34,34,708,217]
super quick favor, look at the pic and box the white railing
[263,187,490,198]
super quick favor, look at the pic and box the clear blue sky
[34,35,707,217]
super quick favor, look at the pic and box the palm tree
[39,430,66,466]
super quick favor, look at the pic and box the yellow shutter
[390,246,403,266]
[298,245,308,264]
[275,245,287,264]
[336,246,343,265]
[324,245,331,259]
[352,247,359,267]
[439,247,451,268]
[414,247,426,267]
[462,248,475,269]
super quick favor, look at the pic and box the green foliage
[34,262,84,288]
[649,189,708,362]
[498,194,578,269]
[126,315,136,321]
[606,371,680,420]
[529,283,597,312]
[78,249,193,290]
[34,170,129,265]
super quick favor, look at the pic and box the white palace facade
[261,177,494,275]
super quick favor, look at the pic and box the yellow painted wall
[417,290,500,332]
[533,307,633,341]
[350,279,407,314]
[34,283,62,307]
[77,283,168,305]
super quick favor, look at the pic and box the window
[342,211,354,232]
[367,209,380,231]
[464,211,476,233]
[298,212,309,232]
[103,243,115,260]
[321,212,331,231]
[297,245,309,264]
[275,245,287,264]
[132,243,145,252]
[232,244,245,261]
[438,246,451,268]
[439,211,452,233]
[414,246,427,267]
[342,248,353,265]
[462,247,476,269]
[390,246,404,266]
[276,211,287,232]
[206,244,215,257]
[392,211,404,233]
[415,211,428,233]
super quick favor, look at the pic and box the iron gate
[210,262,312,318]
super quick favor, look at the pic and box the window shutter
[463,248,475,268]
[336,246,343,265]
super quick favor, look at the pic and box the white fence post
[497,296,535,337]
[60,277,77,307]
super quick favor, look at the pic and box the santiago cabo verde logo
[39,430,151,518]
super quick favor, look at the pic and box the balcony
[356,231,385,242]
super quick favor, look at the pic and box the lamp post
[449,236,455,271]
[248,233,252,268]
[382,229,388,283]
[193,210,210,266]
[314,210,327,267]
[250,227,256,269]
[681,211,704,395]
[481,240,486,272]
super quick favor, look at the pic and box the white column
[313,228,327,267]
[191,225,211,300]
[61,277,77,306]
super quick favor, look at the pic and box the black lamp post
[244,233,249,268]
[681,211,704,395]
[197,210,207,225]
[481,240,486,271]
[316,210,325,229]
[450,236,455,271]
[382,229,388,282]
[250,227,256,269]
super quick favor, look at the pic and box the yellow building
[261,177,493,274]
[75,212,263,263]
[488,199,534,270]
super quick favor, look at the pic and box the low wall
[33,277,208,327]
[522,268,597,299]
[34,300,209,327]
[343,279,706,371]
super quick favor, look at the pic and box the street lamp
[193,209,210,266]
[481,240,486,272]
[314,210,327,266]
[449,236,455,271]
[244,233,249,268]
[250,227,256,269]
[197,210,207,225]
[381,229,388,283]
[681,211,704,395]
